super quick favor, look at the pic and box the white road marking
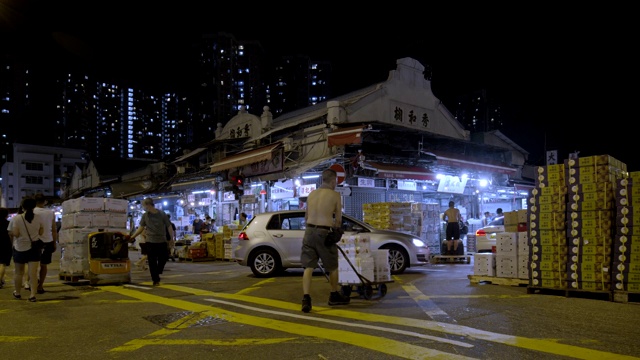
[203,298,473,348]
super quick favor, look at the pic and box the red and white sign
[330,164,346,185]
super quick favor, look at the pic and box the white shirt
[34,206,56,243]
[8,213,44,252]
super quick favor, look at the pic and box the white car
[234,210,431,277]
[475,216,505,253]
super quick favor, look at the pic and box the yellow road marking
[102,286,475,359]
[152,283,639,360]
[114,338,300,350]
[0,336,39,343]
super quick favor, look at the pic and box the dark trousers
[146,242,168,282]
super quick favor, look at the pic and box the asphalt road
[1,250,639,360]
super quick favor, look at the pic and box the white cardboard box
[473,253,496,276]
[496,254,518,278]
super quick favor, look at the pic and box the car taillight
[476,229,486,237]
[238,232,249,241]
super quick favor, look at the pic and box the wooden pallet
[433,254,470,264]
[613,291,640,304]
[527,286,613,301]
[468,275,529,286]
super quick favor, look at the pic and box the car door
[265,212,306,267]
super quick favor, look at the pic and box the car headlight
[412,238,425,247]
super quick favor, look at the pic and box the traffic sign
[330,164,346,184]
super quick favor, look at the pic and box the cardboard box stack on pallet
[59,198,129,276]
[472,209,528,280]
[363,202,440,255]
[528,155,630,296]
[496,210,529,279]
[182,225,238,261]
[612,173,640,293]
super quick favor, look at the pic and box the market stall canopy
[210,142,282,174]
[327,125,367,147]
[368,162,437,181]
[253,155,336,182]
[433,152,516,174]
[170,178,217,192]
[171,148,207,163]
[110,180,155,198]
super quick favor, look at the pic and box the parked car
[234,210,431,277]
[475,216,505,252]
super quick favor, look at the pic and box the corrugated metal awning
[368,162,437,181]
[171,148,207,163]
[210,142,282,174]
[110,180,154,198]
[327,125,365,147]
[170,178,216,192]
[435,153,516,174]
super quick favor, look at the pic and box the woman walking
[8,197,44,302]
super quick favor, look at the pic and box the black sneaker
[328,291,350,306]
[301,295,312,313]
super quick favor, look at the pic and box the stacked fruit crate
[612,173,640,299]
[564,155,625,291]
[528,164,568,288]
[528,155,627,298]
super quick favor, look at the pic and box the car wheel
[381,245,408,275]
[249,248,282,278]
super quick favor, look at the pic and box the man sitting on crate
[300,168,350,313]
[129,198,174,286]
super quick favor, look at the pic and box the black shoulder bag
[21,215,44,251]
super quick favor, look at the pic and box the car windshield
[488,216,504,226]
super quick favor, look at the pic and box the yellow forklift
[85,231,132,285]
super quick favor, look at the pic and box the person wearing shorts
[33,193,58,294]
[443,200,462,255]
[300,168,350,313]
[9,197,44,302]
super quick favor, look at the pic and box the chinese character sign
[298,184,317,197]
[546,150,558,165]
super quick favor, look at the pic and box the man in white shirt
[33,193,58,294]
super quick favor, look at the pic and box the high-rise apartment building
[1,32,333,168]
[309,60,332,106]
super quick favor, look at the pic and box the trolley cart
[320,245,393,300]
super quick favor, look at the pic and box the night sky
[2,1,638,170]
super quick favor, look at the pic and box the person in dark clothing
[129,198,174,286]
[166,214,177,262]
[192,215,203,234]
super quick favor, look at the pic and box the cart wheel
[362,285,374,300]
[341,285,352,297]
[379,283,387,297]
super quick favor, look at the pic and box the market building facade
[65,57,535,253]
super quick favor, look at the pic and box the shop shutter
[344,188,385,221]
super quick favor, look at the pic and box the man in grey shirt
[130,198,174,286]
